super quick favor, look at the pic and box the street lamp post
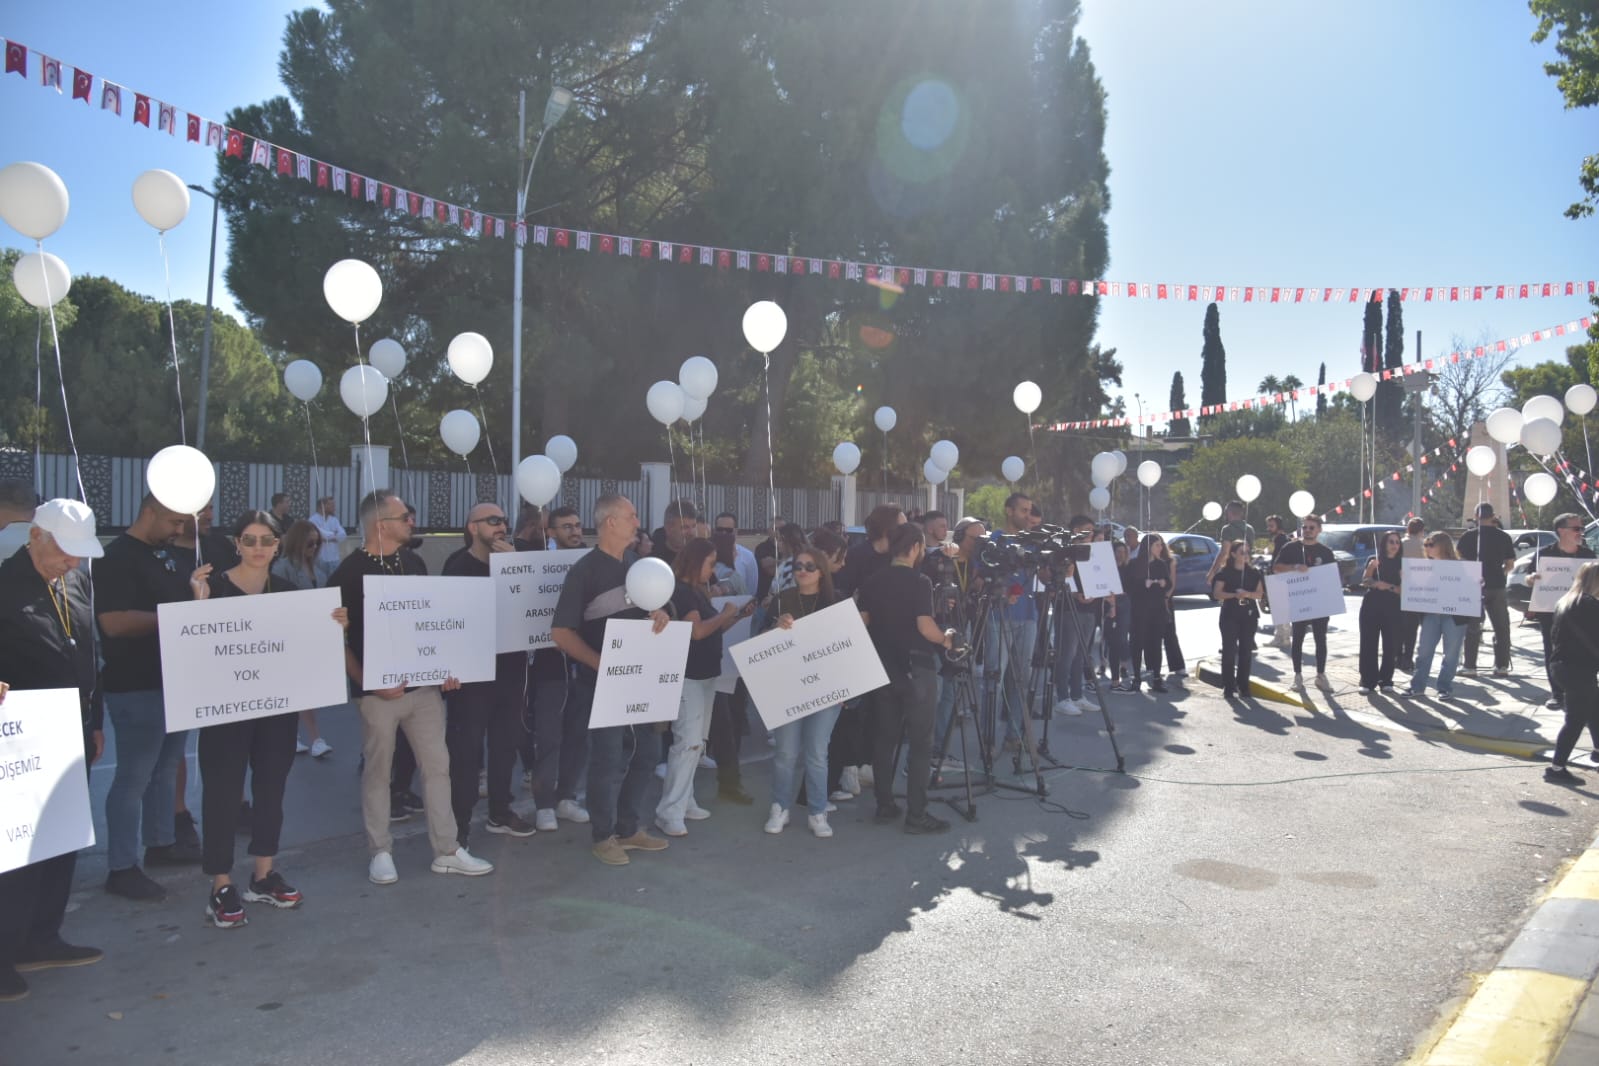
[1133,392,1144,528]
[511,86,573,471]
[187,183,220,451]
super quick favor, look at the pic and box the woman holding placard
[1357,531,1405,694]
[656,539,752,837]
[1404,533,1468,700]
[1212,540,1264,699]
[765,546,848,837]
[194,511,348,928]
[1546,562,1599,785]
[1124,534,1174,693]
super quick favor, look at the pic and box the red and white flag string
[5,37,1599,306]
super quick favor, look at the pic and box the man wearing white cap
[0,499,106,1002]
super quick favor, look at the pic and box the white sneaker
[1053,698,1077,715]
[555,799,590,824]
[764,803,789,834]
[684,804,712,821]
[829,789,855,802]
[839,767,861,796]
[309,738,332,759]
[1065,699,1086,716]
[1292,672,1306,690]
[698,754,718,770]
[431,847,494,876]
[825,801,838,813]
[1315,673,1332,691]
[295,738,310,754]
[368,851,398,885]
[655,816,688,838]
[653,762,667,781]
[856,764,875,789]
[534,808,558,832]
[808,813,833,838]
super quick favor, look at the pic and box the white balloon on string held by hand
[516,455,562,506]
[369,338,407,380]
[0,161,69,240]
[544,436,578,474]
[340,364,389,418]
[439,409,481,456]
[284,360,323,403]
[12,251,71,308]
[625,556,676,611]
[447,332,493,385]
[323,259,383,325]
[146,445,216,516]
[131,170,190,232]
[833,442,861,476]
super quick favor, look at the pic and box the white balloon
[1349,372,1377,403]
[323,259,382,324]
[1013,381,1042,415]
[874,406,897,433]
[1090,451,1119,487]
[1136,460,1162,488]
[1111,450,1128,477]
[1236,474,1262,503]
[516,454,563,506]
[678,355,718,399]
[12,251,71,308]
[1202,501,1223,522]
[446,332,493,385]
[681,393,707,422]
[1465,445,1497,477]
[145,444,215,515]
[439,409,480,456]
[833,442,862,475]
[1288,490,1317,518]
[1087,486,1110,511]
[625,556,676,611]
[1522,394,1566,427]
[544,435,578,473]
[646,381,685,425]
[1486,407,1524,445]
[1566,383,1598,417]
[339,364,389,418]
[1523,472,1559,507]
[368,338,407,380]
[922,458,949,485]
[0,161,69,240]
[1001,456,1025,482]
[930,439,959,472]
[1520,417,1562,456]
[283,359,323,403]
[131,169,189,232]
[741,300,788,353]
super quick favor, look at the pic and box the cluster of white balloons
[645,354,720,428]
[1481,386,1594,460]
[513,436,576,509]
[1,161,73,309]
[924,439,959,485]
[1083,449,1129,511]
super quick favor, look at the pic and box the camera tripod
[1029,563,1125,773]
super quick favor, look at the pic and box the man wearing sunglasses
[1528,513,1597,709]
[441,504,537,843]
[1456,502,1517,679]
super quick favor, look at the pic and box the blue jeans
[771,704,842,815]
[1053,612,1094,701]
[104,690,189,871]
[983,615,1036,742]
[934,673,959,748]
[575,675,656,842]
[1411,613,1468,695]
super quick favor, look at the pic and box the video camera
[975,524,1091,576]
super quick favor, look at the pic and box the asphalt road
[10,597,1598,1066]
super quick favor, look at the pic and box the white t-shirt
[309,512,346,566]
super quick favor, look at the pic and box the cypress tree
[1199,303,1227,416]
[1169,371,1191,437]
[1378,289,1405,433]
[1316,362,1327,417]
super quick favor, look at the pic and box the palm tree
[1281,374,1304,421]
[1258,374,1284,396]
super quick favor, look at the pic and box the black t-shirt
[93,532,195,692]
[551,547,643,678]
[837,540,891,598]
[754,538,777,599]
[1551,594,1599,671]
[0,547,101,732]
[1216,565,1262,621]
[669,583,722,680]
[1275,540,1336,570]
[650,530,677,570]
[1457,525,1516,590]
[329,548,429,688]
[1128,553,1173,609]
[208,571,295,598]
[859,563,940,675]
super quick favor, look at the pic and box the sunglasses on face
[239,534,278,548]
[794,561,821,573]
[474,515,507,527]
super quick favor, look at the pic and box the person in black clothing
[1212,539,1264,699]
[442,503,537,844]
[834,503,904,597]
[1357,530,1405,693]
[829,503,906,799]
[528,506,590,832]
[0,500,106,1001]
[1262,515,1294,650]
[1545,562,1599,784]
[650,499,696,570]
[859,522,955,835]
[1124,533,1174,692]
[1274,514,1338,691]
[1528,513,1597,710]
[1456,503,1516,677]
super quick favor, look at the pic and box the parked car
[1315,524,1405,590]
[1506,520,1599,610]
[1503,528,1557,553]
[1154,533,1221,597]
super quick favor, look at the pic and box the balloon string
[684,419,696,518]
[34,312,42,501]
[700,420,710,520]
[192,513,204,570]
[882,430,888,498]
[1584,420,1594,490]
[474,385,500,482]
[1026,414,1038,496]
[1545,450,1599,523]
[352,324,378,494]
[38,244,85,503]
[665,426,678,516]
[388,390,410,470]
[159,233,188,446]
[764,352,775,532]
[303,402,321,502]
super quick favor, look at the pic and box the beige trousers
[358,688,457,858]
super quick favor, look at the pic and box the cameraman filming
[860,523,955,835]
[927,517,984,746]
[982,493,1040,750]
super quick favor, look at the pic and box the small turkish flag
[599,234,614,253]
[638,240,653,258]
[791,257,805,275]
[828,261,841,279]
[316,162,329,188]
[717,249,731,269]
[225,130,245,158]
[276,148,292,175]
[554,229,570,248]
[679,245,694,263]
[72,68,92,101]
[187,114,201,141]
[133,93,151,126]
[5,41,26,78]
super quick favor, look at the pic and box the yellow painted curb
[1548,849,1599,900]
[1419,729,1550,759]
[1195,664,1306,709]
[1416,969,1586,1066]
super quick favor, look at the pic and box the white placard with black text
[1263,564,1347,624]
[588,619,693,728]
[1401,558,1483,617]
[712,596,754,694]
[491,549,589,654]
[1077,540,1124,597]
[159,588,347,732]
[730,599,891,731]
[1530,557,1584,614]
[362,575,496,689]
[0,688,95,874]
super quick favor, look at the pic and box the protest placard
[712,596,754,694]
[1401,558,1483,617]
[1529,557,1583,614]
[1263,564,1347,624]
[1076,541,1124,597]
[491,549,589,654]
[0,688,95,874]
[362,576,496,688]
[729,599,890,731]
[588,619,693,728]
[159,588,347,732]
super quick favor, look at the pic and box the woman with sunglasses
[1357,530,1405,693]
[1404,532,1468,699]
[272,520,334,757]
[192,511,347,927]
[1212,539,1264,698]
[1122,533,1173,692]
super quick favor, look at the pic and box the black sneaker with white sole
[206,884,248,929]
[485,812,537,837]
[243,870,303,909]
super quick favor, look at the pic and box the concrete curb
[1194,663,1307,709]
[1410,835,1599,1065]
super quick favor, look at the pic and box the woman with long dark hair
[1358,530,1405,693]
[1405,532,1468,699]
[1546,561,1599,784]
[765,546,846,836]
[1125,533,1173,692]
[1212,539,1263,699]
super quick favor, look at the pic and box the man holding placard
[527,507,591,832]
[0,500,106,1000]
[1527,514,1597,709]
[1272,513,1340,692]
[551,495,675,866]
[1457,503,1516,678]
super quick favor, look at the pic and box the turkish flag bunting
[5,41,25,77]
[600,234,614,253]
[316,162,329,188]
[276,148,292,175]
[225,130,245,158]
[72,68,92,102]
[133,93,151,126]
[186,113,201,141]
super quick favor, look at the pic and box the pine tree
[1169,371,1190,437]
[1199,303,1227,417]
[1316,362,1328,417]
[1377,289,1405,434]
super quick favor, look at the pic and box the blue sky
[2,1,1596,430]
